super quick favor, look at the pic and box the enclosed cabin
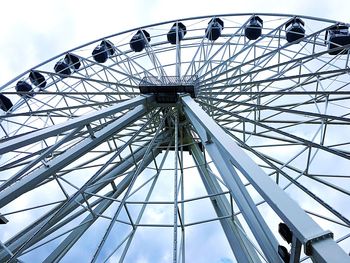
[278,245,290,263]
[16,81,33,97]
[205,18,224,41]
[54,53,81,78]
[326,24,350,55]
[278,223,293,244]
[245,16,263,40]
[130,30,151,52]
[0,94,13,112]
[277,222,292,262]
[0,214,8,224]
[65,53,81,70]
[285,17,305,43]
[29,70,46,89]
[92,40,115,63]
[167,22,187,44]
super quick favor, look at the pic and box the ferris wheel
[0,13,350,262]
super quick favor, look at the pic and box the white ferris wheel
[0,13,350,263]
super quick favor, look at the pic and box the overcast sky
[0,0,350,86]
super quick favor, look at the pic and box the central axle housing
[139,76,198,103]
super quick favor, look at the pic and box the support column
[189,137,262,263]
[181,95,350,263]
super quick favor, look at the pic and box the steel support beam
[187,119,281,262]
[42,156,156,263]
[0,105,147,209]
[0,127,82,192]
[172,111,179,263]
[0,138,165,261]
[43,133,168,263]
[40,117,165,262]
[90,112,168,263]
[189,137,262,263]
[181,95,350,263]
[0,95,153,155]
[290,236,302,263]
[117,142,172,263]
